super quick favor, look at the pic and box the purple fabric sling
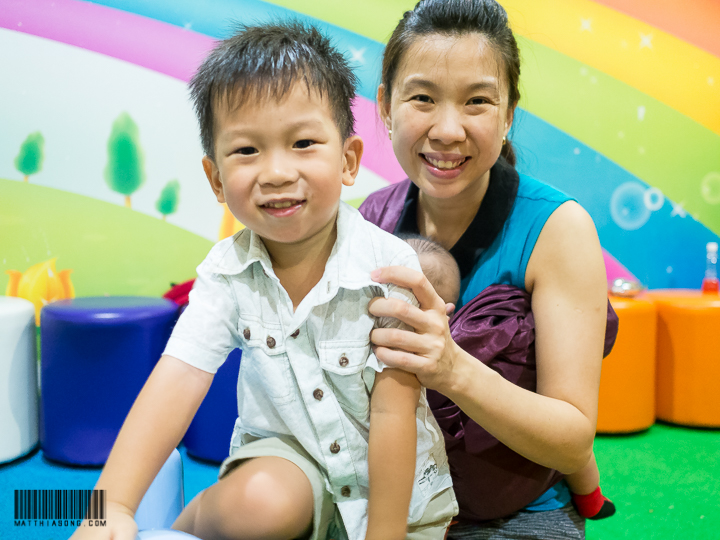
[359,181,620,521]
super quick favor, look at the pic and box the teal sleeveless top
[361,161,577,513]
[459,172,576,512]
[458,173,574,309]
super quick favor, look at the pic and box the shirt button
[243,328,251,340]
[313,389,324,401]
[291,329,300,338]
[338,355,349,367]
[329,441,340,454]
[341,486,351,497]
[266,336,276,348]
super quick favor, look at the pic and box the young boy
[70,22,455,540]
[404,234,615,521]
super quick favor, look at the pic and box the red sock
[572,486,615,519]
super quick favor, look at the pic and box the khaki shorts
[219,437,457,540]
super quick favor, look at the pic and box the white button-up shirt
[164,202,453,540]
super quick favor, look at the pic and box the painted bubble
[700,172,720,205]
[610,182,651,231]
[643,187,664,211]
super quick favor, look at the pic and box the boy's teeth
[266,201,295,208]
[427,156,464,169]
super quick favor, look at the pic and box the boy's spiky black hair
[189,21,357,159]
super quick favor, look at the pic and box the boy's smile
[203,83,362,254]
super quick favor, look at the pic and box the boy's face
[203,83,362,247]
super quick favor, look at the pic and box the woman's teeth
[426,156,466,169]
[265,201,296,209]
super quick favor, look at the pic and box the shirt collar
[393,156,519,279]
[205,202,386,295]
[330,201,388,293]
[203,222,275,278]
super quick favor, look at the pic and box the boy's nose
[259,152,298,186]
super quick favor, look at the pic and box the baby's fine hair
[399,233,461,306]
[189,21,357,159]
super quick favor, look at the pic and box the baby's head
[400,234,460,308]
[189,22,362,246]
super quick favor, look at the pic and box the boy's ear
[341,135,364,187]
[202,156,226,203]
[376,84,392,133]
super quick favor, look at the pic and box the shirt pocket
[237,314,294,404]
[318,340,371,417]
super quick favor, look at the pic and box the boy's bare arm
[366,367,421,540]
[71,354,213,540]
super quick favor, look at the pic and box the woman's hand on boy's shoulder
[69,501,137,540]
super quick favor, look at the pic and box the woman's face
[381,33,514,201]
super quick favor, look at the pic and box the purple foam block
[183,348,241,463]
[40,297,178,465]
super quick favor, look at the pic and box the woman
[361,1,613,537]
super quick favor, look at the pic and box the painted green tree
[156,179,180,220]
[104,112,145,208]
[15,132,45,182]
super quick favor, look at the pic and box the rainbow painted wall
[2,0,719,309]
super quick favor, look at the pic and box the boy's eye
[236,146,257,155]
[294,139,315,149]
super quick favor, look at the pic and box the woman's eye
[294,139,315,149]
[468,97,488,105]
[411,94,433,103]
[236,146,257,155]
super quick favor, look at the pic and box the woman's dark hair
[189,21,357,159]
[381,0,520,166]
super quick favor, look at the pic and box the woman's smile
[419,153,471,179]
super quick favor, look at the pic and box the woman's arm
[366,368,421,540]
[368,202,606,474]
[71,355,213,539]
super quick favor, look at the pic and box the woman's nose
[428,106,466,145]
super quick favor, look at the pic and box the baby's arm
[366,367,421,540]
[70,355,213,540]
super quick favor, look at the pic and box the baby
[403,234,616,521]
[399,234,461,311]
[71,22,455,540]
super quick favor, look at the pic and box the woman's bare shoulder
[525,200,605,294]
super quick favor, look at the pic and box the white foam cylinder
[137,530,199,539]
[135,448,185,531]
[0,296,39,463]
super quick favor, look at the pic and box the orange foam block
[597,295,656,433]
[645,290,720,427]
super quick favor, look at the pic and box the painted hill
[0,178,213,299]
